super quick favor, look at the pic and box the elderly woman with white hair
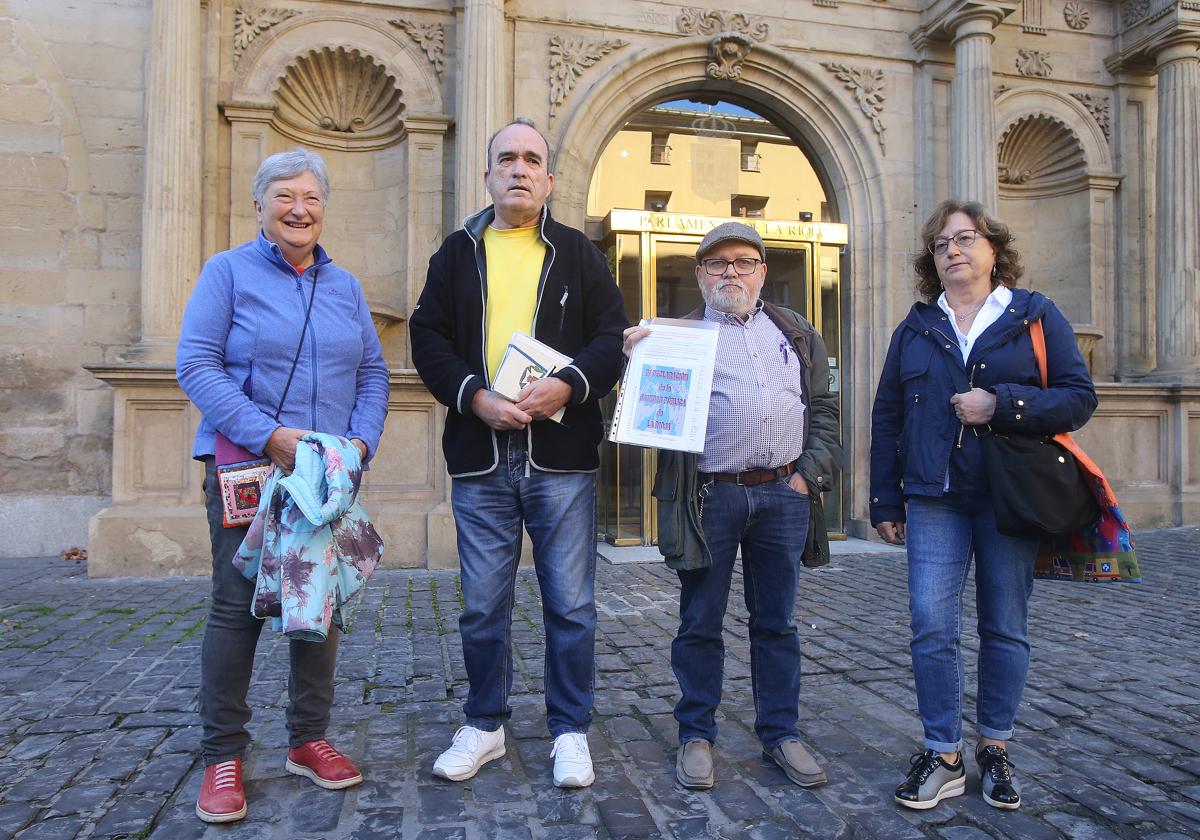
[176,148,389,823]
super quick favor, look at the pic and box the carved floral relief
[676,8,769,42]
[390,19,447,80]
[822,62,887,152]
[1071,92,1112,140]
[1063,1,1091,29]
[547,35,628,121]
[1016,48,1053,77]
[233,6,300,62]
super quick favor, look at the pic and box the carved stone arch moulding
[997,113,1086,189]
[273,47,406,150]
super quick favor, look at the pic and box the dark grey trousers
[199,457,339,764]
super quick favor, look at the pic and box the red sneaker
[286,739,364,790]
[196,759,247,823]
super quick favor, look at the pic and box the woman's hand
[876,521,906,545]
[264,426,312,474]
[950,388,996,426]
[350,438,368,462]
[622,325,650,358]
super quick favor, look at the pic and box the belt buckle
[735,470,747,486]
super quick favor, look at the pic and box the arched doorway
[586,98,850,545]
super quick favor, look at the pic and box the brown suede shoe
[676,739,714,789]
[764,739,827,788]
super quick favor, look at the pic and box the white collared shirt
[937,284,1013,363]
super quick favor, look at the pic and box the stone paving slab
[1,527,1198,839]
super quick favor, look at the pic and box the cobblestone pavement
[2,528,1199,840]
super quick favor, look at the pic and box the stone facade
[1,0,1198,573]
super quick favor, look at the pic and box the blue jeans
[672,477,811,749]
[906,494,1039,753]
[450,431,597,738]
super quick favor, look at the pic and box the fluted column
[134,0,202,359]
[456,0,505,220]
[950,14,1000,209]
[1151,40,1200,379]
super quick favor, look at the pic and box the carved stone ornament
[676,8,769,42]
[1063,1,1091,29]
[821,62,887,152]
[1121,0,1151,26]
[233,6,299,62]
[1016,48,1053,77]
[273,47,406,151]
[548,35,628,121]
[1071,92,1112,140]
[390,18,446,80]
[707,33,754,80]
[997,114,1086,187]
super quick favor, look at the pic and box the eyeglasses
[700,257,762,276]
[929,230,982,255]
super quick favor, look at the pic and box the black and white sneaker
[895,749,966,810]
[976,744,1021,809]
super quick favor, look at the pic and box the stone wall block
[48,43,145,89]
[65,268,138,305]
[82,303,140,346]
[1,228,62,268]
[0,303,83,345]
[0,154,68,189]
[0,84,54,123]
[0,427,66,459]
[0,188,75,228]
[0,270,65,305]
[98,231,141,269]
[63,229,100,268]
[0,123,61,155]
[87,152,143,195]
[78,115,145,151]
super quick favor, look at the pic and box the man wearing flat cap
[623,221,841,790]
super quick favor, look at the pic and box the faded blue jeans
[450,431,597,738]
[672,476,811,749]
[906,494,1039,754]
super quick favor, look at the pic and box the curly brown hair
[912,200,1024,302]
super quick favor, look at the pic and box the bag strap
[273,267,319,422]
[1030,317,1048,390]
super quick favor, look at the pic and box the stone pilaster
[456,0,505,219]
[1151,40,1200,379]
[132,0,203,360]
[950,14,1000,209]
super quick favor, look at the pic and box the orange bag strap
[1030,318,1049,389]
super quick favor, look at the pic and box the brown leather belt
[703,462,796,486]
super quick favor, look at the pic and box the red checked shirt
[698,303,807,474]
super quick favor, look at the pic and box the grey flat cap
[696,221,766,262]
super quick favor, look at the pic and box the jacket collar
[462,204,552,245]
[254,230,333,274]
[904,287,1051,357]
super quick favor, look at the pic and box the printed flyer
[609,318,719,453]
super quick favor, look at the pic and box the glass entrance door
[597,210,847,546]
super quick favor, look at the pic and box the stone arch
[233,14,440,113]
[550,38,894,532]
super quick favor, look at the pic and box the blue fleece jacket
[177,232,390,461]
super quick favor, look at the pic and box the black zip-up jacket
[410,205,628,476]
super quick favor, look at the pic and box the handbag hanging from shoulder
[215,269,318,528]
[976,318,1098,538]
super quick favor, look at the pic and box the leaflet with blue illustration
[608,318,719,453]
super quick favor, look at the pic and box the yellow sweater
[483,224,546,381]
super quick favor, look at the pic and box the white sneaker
[551,732,594,788]
[432,726,505,781]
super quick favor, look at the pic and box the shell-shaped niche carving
[997,114,1087,191]
[273,47,405,150]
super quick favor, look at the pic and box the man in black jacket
[410,118,627,789]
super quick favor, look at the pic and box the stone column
[1151,40,1200,379]
[950,13,1000,210]
[456,0,505,220]
[134,0,202,359]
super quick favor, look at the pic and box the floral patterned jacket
[234,433,384,641]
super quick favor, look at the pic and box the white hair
[252,147,330,206]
